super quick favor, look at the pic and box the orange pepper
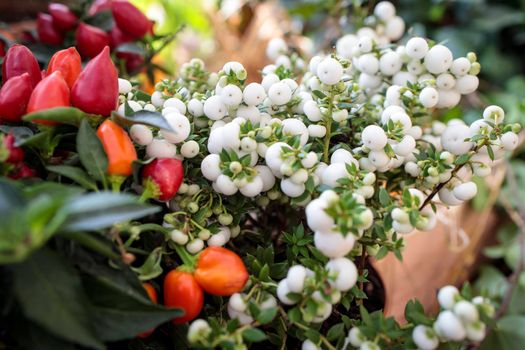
[96,119,137,176]
[138,283,158,338]
[47,47,82,88]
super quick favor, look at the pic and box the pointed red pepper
[96,119,137,176]
[2,44,41,88]
[111,0,152,39]
[37,13,64,46]
[88,0,113,16]
[8,163,36,179]
[109,25,132,49]
[47,47,82,88]
[0,73,33,123]
[2,133,25,164]
[27,71,70,124]
[48,3,78,31]
[141,158,184,201]
[116,51,144,74]
[71,46,118,116]
[75,22,110,58]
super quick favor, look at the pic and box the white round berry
[170,229,189,245]
[277,279,296,305]
[261,74,280,92]
[465,321,486,342]
[336,34,358,59]
[392,220,414,234]
[385,16,405,41]
[501,132,519,151]
[118,78,132,94]
[424,45,453,74]
[220,84,243,106]
[146,139,177,158]
[435,310,466,341]
[419,87,439,108]
[394,135,416,157]
[286,265,307,293]
[455,75,479,94]
[266,37,287,61]
[268,82,293,105]
[347,327,365,347]
[181,140,199,158]
[239,176,264,197]
[436,89,461,108]
[317,58,344,85]
[392,71,417,86]
[437,285,459,310]
[441,124,473,155]
[203,95,227,120]
[187,98,203,117]
[406,37,429,60]
[162,113,191,143]
[216,174,238,195]
[326,257,358,291]
[453,181,477,201]
[280,178,305,197]
[306,198,334,232]
[436,73,456,90]
[362,125,387,150]
[129,124,153,146]
[454,300,479,323]
[358,54,379,75]
[483,105,505,124]
[163,97,186,114]
[368,150,390,168]
[314,230,355,258]
[450,57,471,77]
[379,51,403,76]
[208,231,228,247]
[151,91,164,107]
[412,325,439,350]
[228,293,247,312]
[321,163,348,187]
[374,1,396,20]
[186,238,205,254]
[243,83,266,106]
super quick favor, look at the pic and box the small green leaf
[378,188,391,206]
[47,165,98,191]
[312,90,326,99]
[327,323,345,341]
[113,110,174,131]
[77,119,108,184]
[242,328,267,342]
[23,107,92,126]
[256,307,277,325]
[455,154,470,165]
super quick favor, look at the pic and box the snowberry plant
[85,1,520,348]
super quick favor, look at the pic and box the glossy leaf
[23,107,92,126]
[113,110,174,131]
[77,119,108,183]
[47,165,98,190]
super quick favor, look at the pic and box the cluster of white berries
[389,188,436,234]
[227,292,277,325]
[276,259,357,323]
[411,285,494,349]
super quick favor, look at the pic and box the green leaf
[115,43,146,56]
[11,249,104,349]
[82,274,182,341]
[312,90,326,99]
[327,323,345,341]
[256,307,277,325]
[47,165,98,191]
[455,153,470,165]
[481,315,525,350]
[23,107,92,126]
[242,328,267,342]
[61,192,160,231]
[378,188,391,206]
[113,110,174,131]
[77,119,108,183]
[132,247,164,280]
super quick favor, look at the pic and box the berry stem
[322,90,335,163]
[173,243,197,268]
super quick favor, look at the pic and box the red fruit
[111,0,151,39]
[0,73,33,122]
[75,22,110,58]
[96,119,137,176]
[2,44,41,88]
[48,3,78,31]
[88,0,113,16]
[37,13,64,46]
[8,163,36,179]
[194,247,249,296]
[0,40,5,57]
[47,47,82,88]
[163,270,204,324]
[2,133,24,164]
[117,51,144,74]
[109,25,132,49]
[138,283,158,338]
[71,46,118,116]
[141,158,184,201]
[27,71,70,124]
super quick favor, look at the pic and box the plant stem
[323,91,334,163]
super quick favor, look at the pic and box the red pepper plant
[0,1,523,349]
[0,0,178,84]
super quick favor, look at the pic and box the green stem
[173,244,196,268]
[109,175,126,192]
[323,91,334,163]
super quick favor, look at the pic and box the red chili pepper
[27,71,70,125]
[2,44,41,88]
[138,282,158,338]
[141,158,184,201]
[194,247,249,296]
[48,3,78,31]
[8,163,36,179]
[37,13,64,46]
[88,0,113,16]
[47,47,82,88]
[96,119,137,176]
[163,270,204,324]
[111,0,152,39]
[75,22,110,58]
[2,133,24,164]
[71,46,118,116]
[0,73,33,123]
[0,40,5,57]
[108,25,132,49]
[116,51,145,74]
